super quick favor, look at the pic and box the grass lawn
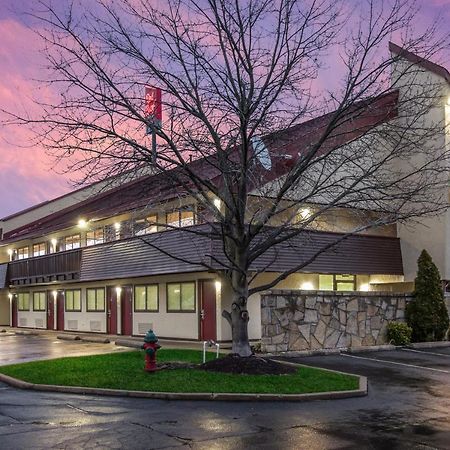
[0,349,359,394]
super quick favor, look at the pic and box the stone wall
[261,290,413,353]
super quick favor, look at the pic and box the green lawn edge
[0,350,359,394]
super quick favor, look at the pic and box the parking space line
[401,348,450,358]
[341,353,450,374]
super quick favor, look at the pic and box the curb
[345,344,397,354]
[407,341,450,349]
[80,336,110,344]
[115,339,143,349]
[57,334,81,341]
[0,366,367,402]
[15,330,39,336]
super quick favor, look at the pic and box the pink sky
[0,0,449,219]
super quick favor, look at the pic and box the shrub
[406,250,450,342]
[387,322,412,345]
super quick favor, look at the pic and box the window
[33,292,46,311]
[17,246,29,260]
[33,243,46,257]
[167,282,196,312]
[319,274,356,291]
[65,289,82,312]
[64,234,81,250]
[335,274,356,291]
[18,293,30,311]
[86,228,104,246]
[166,209,195,228]
[319,274,334,291]
[135,215,158,236]
[86,288,105,312]
[134,285,159,312]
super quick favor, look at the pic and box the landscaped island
[0,349,358,395]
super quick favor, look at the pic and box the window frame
[32,242,46,257]
[33,291,46,312]
[166,282,196,313]
[86,288,106,312]
[135,215,158,236]
[166,208,195,228]
[17,292,30,311]
[86,228,105,246]
[134,284,159,312]
[17,246,29,260]
[64,289,82,312]
[318,274,357,291]
[64,234,81,250]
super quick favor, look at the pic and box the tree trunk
[222,278,253,357]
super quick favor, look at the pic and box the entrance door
[47,292,55,330]
[200,280,217,341]
[121,286,133,336]
[11,295,17,327]
[56,291,65,331]
[106,287,118,335]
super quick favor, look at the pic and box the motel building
[0,44,449,343]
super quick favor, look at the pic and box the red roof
[1,90,399,243]
[389,42,450,84]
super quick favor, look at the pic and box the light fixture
[114,222,121,231]
[116,287,122,296]
[52,290,58,299]
[299,207,312,221]
[213,198,221,209]
[78,219,87,228]
[7,249,13,256]
[300,281,314,290]
[215,280,222,291]
[360,284,370,292]
[8,293,12,301]
[51,238,57,249]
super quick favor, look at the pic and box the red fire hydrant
[142,329,161,372]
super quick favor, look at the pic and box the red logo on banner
[145,86,162,126]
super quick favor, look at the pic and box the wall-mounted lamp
[78,219,87,228]
[300,281,314,290]
[298,207,312,221]
[215,280,222,291]
[52,290,58,299]
[213,198,221,209]
[116,287,122,296]
[114,222,121,231]
[8,293,13,301]
[360,284,370,292]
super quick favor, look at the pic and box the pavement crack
[130,420,193,445]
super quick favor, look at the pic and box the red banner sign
[145,86,162,128]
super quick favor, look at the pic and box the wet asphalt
[0,333,449,449]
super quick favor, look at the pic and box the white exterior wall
[64,311,107,333]
[393,56,450,281]
[17,310,47,329]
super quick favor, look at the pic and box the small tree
[406,250,449,342]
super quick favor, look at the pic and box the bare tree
[4,0,450,356]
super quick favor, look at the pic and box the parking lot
[0,333,449,449]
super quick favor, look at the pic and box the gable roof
[389,42,450,84]
[0,90,399,244]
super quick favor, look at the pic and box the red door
[11,295,17,327]
[121,286,133,336]
[56,291,65,331]
[200,280,217,341]
[106,287,118,335]
[47,292,55,330]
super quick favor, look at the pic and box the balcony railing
[8,248,82,283]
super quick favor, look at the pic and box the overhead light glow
[52,290,58,298]
[78,219,87,228]
[116,287,122,296]
[215,280,221,291]
[51,238,57,247]
[299,207,312,221]
[300,282,314,290]
[114,222,121,231]
[360,284,370,292]
[7,249,13,256]
[213,198,221,209]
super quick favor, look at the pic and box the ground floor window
[167,282,196,312]
[33,292,46,311]
[86,288,105,312]
[18,292,30,311]
[319,274,356,291]
[134,285,159,312]
[65,289,82,312]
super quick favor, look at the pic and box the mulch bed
[199,354,297,375]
